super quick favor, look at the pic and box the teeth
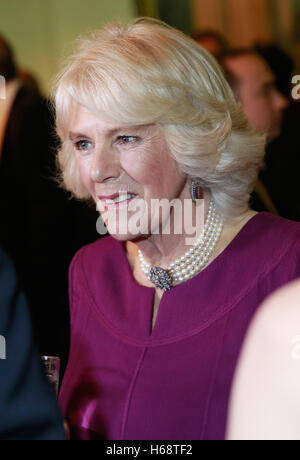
[105,193,136,204]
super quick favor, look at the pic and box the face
[224,54,288,141]
[68,104,187,240]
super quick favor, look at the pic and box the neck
[126,190,212,271]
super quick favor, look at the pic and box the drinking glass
[41,356,61,396]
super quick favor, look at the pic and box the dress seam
[120,347,147,440]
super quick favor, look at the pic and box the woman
[227,279,300,440]
[54,18,300,440]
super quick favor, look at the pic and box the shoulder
[237,277,300,382]
[67,236,127,316]
[245,212,300,244]
[249,279,300,343]
[227,278,300,440]
[204,213,300,309]
[236,212,300,269]
[0,249,30,345]
[69,235,122,281]
[0,247,12,269]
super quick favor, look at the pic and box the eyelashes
[73,136,141,153]
[116,135,140,145]
[74,140,92,151]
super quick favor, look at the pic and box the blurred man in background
[0,248,65,440]
[220,49,296,218]
[254,44,300,222]
[0,35,99,371]
[222,50,288,143]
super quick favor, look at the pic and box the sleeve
[289,237,300,281]
[0,249,65,440]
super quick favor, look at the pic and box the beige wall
[1,0,297,94]
[0,0,136,95]
[224,0,273,46]
[192,0,225,33]
[191,0,295,48]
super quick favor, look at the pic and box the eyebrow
[68,125,147,141]
[68,132,92,140]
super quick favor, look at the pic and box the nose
[89,146,120,183]
[274,89,289,112]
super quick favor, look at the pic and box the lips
[98,192,124,200]
[97,192,138,209]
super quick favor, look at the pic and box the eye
[74,140,92,152]
[117,136,140,145]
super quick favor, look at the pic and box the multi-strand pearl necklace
[138,200,223,291]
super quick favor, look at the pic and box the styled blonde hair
[54,17,265,219]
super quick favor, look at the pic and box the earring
[191,180,203,203]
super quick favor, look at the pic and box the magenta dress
[59,212,300,440]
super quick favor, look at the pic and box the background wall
[137,0,300,70]
[0,0,136,95]
[1,0,300,96]
[191,0,295,48]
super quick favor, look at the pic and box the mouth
[98,192,138,210]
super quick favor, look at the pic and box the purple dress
[59,212,300,440]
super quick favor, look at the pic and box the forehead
[226,54,274,85]
[68,103,116,133]
[67,102,155,139]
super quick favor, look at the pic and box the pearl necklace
[138,199,223,291]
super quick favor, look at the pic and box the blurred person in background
[0,248,64,440]
[227,279,300,440]
[17,68,41,95]
[0,34,99,372]
[221,50,288,144]
[221,49,289,216]
[255,44,294,99]
[254,44,300,222]
[192,29,228,59]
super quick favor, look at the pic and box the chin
[103,212,151,241]
[107,228,150,243]
[107,231,133,242]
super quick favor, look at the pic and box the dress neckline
[110,212,265,339]
[120,211,264,295]
[85,211,288,344]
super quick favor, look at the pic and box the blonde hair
[54,17,265,219]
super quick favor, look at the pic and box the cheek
[243,97,269,127]
[121,151,182,200]
[120,151,162,185]
[76,157,93,193]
